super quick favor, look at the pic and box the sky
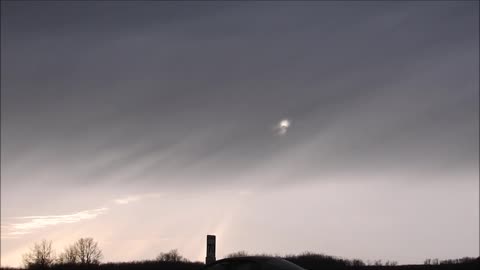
[1,1,479,267]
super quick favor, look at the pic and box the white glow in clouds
[275,118,291,135]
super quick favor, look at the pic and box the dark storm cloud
[1,1,478,188]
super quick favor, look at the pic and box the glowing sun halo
[275,118,291,135]
[280,119,290,128]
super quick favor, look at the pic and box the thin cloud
[1,208,108,238]
[113,192,162,205]
[114,196,142,205]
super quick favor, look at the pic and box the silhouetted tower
[206,235,216,264]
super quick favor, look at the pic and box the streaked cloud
[114,192,162,205]
[114,196,141,205]
[1,208,108,238]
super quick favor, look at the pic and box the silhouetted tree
[22,240,56,269]
[285,252,349,269]
[156,249,188,263]
[350,259,366,267]
[225,251,249,258]
[57,245,78,265]
[385,261,398,266]
[437,257,479,265]
[73,238,102,265]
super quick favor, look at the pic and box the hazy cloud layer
[2,2,478,190]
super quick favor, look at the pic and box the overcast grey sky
[1,1,479,267]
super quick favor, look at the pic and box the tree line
[17,239,479,270]
[22,238,103,269]
[20,239,195,269]
[423,258,478,266]
[226,251,398,267]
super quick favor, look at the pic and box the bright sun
[280,119,290,128]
